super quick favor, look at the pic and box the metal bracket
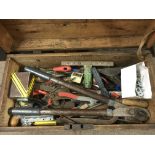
[64,124,94,130]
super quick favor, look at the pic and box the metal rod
[24,66,112,104]
[56,117,118,125]
[9,108,108,117]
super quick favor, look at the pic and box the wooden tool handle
[10,116,20,127]
[121,99,148,108]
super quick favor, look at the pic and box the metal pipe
[24,66,112,104]
[56,117,118,125]
[9,108,108,117]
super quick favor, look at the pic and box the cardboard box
[121,62,152,99]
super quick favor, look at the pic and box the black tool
[92,67,109,97]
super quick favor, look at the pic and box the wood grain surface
[0,61,6,102]
[0,23,14,53]
[0,124,155,135]
[1,19,155,52]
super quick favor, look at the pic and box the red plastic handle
[47,98,53,106]
[33,89,48,96]
[58,92,78,99]
[53,66,72,72]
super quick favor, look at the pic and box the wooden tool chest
[0,19,155,134]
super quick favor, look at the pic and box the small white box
[121,62,152,99]
[70,72,83,84]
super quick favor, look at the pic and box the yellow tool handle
[33,121,56,126]
[121,99,149,108]
[27,76,35,96]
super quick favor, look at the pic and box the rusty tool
[57,117,118,125]
[9,108,108,117]
[24,66,119,104]
[9,103,150,123]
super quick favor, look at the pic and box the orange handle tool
[33,90,48,96]
[58,92,78,99]
[53,66,72,72]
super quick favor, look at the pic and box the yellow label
[33,121,57,126]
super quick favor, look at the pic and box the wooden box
[0,20,155,134]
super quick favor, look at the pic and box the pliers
[58,92,98,109]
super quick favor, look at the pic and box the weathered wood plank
[8,51,139,68]
[0,23,14,53]
[145,56,155,123]
[1,20,153,40]
[0,58,20,126]
[143,21,155,48]
[1,20,155,52]
[0,61,6,87]
[0,124,155,135]
[14,36,143,51]
[0,61,6,103]
[0,19,90,25]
